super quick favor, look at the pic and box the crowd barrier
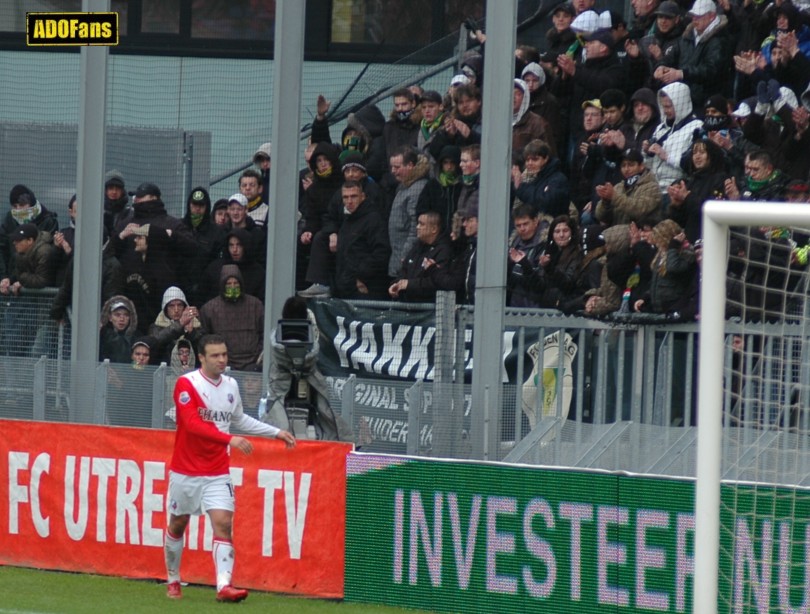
[4,291,809,480]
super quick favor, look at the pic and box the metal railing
[4,289,810,482]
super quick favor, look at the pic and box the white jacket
[646,82,703,194]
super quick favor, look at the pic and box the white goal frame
[695,199,810,614]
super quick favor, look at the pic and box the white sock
[213,538,235,591]
[164,529,184,584]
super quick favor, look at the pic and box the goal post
[695,200,810,614]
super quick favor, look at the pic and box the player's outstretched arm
[275,430,296,448]
[229,436,253,455]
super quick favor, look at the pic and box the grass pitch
[0,566,431,613]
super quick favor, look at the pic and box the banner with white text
[0,419,351,597]
[345,453,810,612]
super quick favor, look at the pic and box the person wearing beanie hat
[340,150,367,174]
[211,199,230,227]
[103,170,130,236]
[586,27,615,49]
[629,87,660,147]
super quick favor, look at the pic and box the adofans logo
[27,12,118,47]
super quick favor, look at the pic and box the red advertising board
[0,419,351,597]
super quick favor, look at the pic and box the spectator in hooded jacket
[199,265,263,372]
[148,286,204,365]
[643,82,704,195]
[300,142,342,244]
[253,141,272,198]
[522,62,563,154]
[202,228,265,303]
[311,95,388,182]
[99,295,138,363]
[512,79,557,156]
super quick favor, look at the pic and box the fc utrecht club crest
[228,394,234,403]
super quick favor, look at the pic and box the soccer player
[163,334,295,602]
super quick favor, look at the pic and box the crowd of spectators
[2,0,810,372]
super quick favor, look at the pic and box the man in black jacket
[388,211,453,302]
[333,181,390,300]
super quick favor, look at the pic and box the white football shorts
[167,471,235,515]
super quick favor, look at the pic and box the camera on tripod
[277,319,318,439]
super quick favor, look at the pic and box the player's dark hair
[198,334,227,356]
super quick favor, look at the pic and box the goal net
[696,200,810,614]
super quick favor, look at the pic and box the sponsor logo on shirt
[198,407,233,423]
